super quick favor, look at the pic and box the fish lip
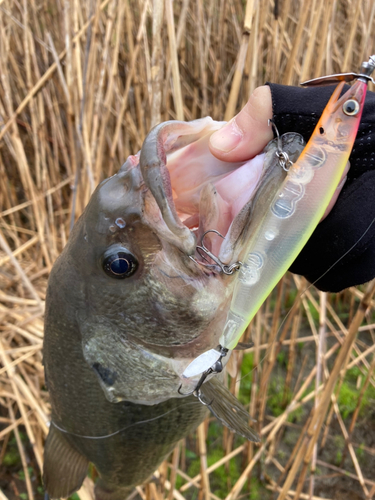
[139,119,218,255]
[139,117,268,264]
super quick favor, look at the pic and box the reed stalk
[1,1,374,499]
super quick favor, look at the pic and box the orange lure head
[301,55,375,145]
[312,79,367,151]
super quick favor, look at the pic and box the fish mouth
[139,117,266,266]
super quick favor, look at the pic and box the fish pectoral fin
[43,423,89,499]
[200,377,260,443]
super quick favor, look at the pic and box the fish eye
[103,250,138,279]
[343,99,360,116]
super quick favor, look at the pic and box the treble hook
[178,345,229,405]
[189,230,242,275]
[268,119,282,152]
[178,370,213,405]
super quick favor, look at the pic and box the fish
[42,116,305,499]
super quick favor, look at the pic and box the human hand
[209,85,350,220]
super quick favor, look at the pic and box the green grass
[68,493,80,500]
[338,367,375,420]
[267,376,288,417]
[3,434,22,467]
[333,435,345,465]
[285,289,298,308]
[185,424,246,497]
[18,467,33,481]
[277,350,288,367]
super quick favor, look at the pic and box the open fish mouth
[139,117,267,266]
[78,120,304,405]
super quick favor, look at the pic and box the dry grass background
[0,0,375,499]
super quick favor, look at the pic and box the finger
[209,85,273,162]
[321,161,350,221]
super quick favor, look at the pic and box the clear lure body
[220,78,368,350]
[181,58,374,383]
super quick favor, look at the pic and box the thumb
[209,85,273,162]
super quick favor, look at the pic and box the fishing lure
[182,55,375,387]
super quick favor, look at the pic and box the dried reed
[1,1,375,499]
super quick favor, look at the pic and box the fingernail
[336,175,347,191]
[210,118,243,153]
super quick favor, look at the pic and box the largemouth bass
[43,118,304,499]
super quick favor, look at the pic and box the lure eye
[103,250,138,279]
[343,99,360,116]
